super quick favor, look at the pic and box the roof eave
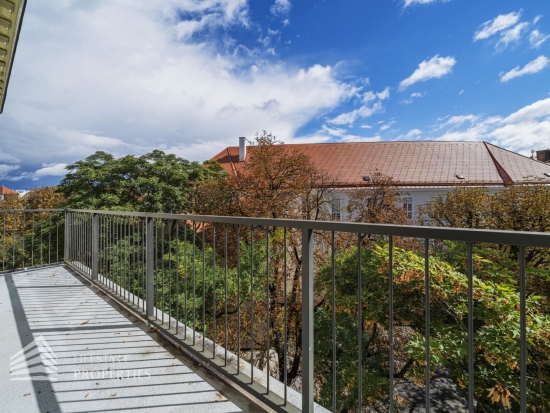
[0,0,27,115]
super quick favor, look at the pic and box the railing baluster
[357,233,362,412]
[250,225,254,384]
[202,221,206,351]
[22,213,25,268]
[193,221,196,345]
[468,242,474,413]
[283,227,288,406]
[389,236,394,413]
[212,225,216,358]
[425,238,431,411]
[224,223,228,366]
[302,227,314,413]
[266,226,270,394]
[92,213,98,281]
[332,230,336,413]
[519,246,527,413]
[146,217,154,321]
[176,220,179,333]
[236,224,241,375]
[31,213,34,267]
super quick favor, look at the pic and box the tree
[346,172,412,226]
[58,150,215,213]
[314,241,550,412]
[191,131,338,386]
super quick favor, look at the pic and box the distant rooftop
[212,141,550,187]
[0,185,16,195]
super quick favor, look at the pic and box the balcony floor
[0,265,243,413]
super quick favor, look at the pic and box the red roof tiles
[211,141,550,187]
[0,186,16,195]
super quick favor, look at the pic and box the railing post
[91,213,99,281]
[64,210,71,264]
[302,228,314,413]
[146,217,154,321]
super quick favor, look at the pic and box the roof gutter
[0,0,27,114]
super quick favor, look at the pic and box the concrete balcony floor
[0,265,246,413]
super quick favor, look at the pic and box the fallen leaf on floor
[216,392,223,401]
[38,391,41,394]
[95,383,100,386]
[80,320,89,325]
[177,345,182,350]
[23,394,30,397]
[110,393,116,397]
[84,393,89,398]
[149,328,159,333]
[114,333,120,335]
[189,382,193,385]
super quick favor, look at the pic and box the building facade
[212,140,550,221]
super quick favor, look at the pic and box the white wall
[329,186,504,223]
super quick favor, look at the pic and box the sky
[1,0,549,189]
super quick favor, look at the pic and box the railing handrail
[0,208,65,212]
[65,208,550,248]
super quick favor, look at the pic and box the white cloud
[8,163,69,181]
[339,135,382,143]
[399,55,456,90]
[360,124,372,129]
[377,87,391,100]
[530,29,550,48]
[403,0,450,8]
[271,0,291,16]
[500,55,549,82]
[402,92,424,104]
[433,98,550,156]
[0,164,20,179]
[397,129,422,140]
[474,11,522,41]
[438,114,480,129]
[533,15,542,25]
[327,101,384,125]
[379,120,396,131]
[495,22,529,51]
[2,0,353,179]
[362,87,390,103]
[459,89,464,95]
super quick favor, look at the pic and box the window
[331,198,342,220]
[402,196,413,219]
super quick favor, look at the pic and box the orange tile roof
[0,186,16,195]
[211,141,550,187]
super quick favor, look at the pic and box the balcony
[1,208,549,413]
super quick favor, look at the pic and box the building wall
[328,186,504,223]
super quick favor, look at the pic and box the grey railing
[0,209,65,272]
[2,208,550,412]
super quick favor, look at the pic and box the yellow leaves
[487,383,513,409]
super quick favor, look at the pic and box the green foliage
[314,241,550,412]
[58,150,219,213]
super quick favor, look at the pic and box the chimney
[239,137,247,162]
[536,149,550,163]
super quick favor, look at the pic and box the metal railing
[2,208,550,412]
[0,209,65,272]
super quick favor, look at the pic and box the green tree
[58,150,216,213]
[314,241,550,412]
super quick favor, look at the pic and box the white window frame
[402,196,414,219]
[331,197,342,220]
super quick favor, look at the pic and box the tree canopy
[58,150,217,213]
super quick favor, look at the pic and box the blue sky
[1,0,549,189]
